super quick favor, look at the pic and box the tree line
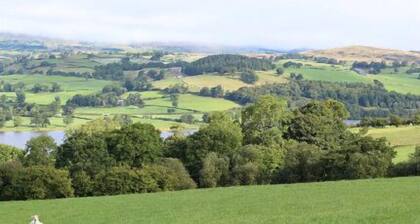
[182,54,274,76]
[225,80,420,119]
[0,97,400,201]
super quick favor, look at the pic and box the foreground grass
[1,177,420,223]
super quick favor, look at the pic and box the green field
[278,59,420,95]
[0,74,240,131]
[1,177,420,224]
[365,126,420,163]
[366,72,420,95]
[153,72,286,92]
[0,74,114,104]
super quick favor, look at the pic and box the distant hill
[302,45,420,63]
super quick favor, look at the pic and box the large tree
[241,95,291,146]
[107,123,163,167]
[287,100,349,150]
[21,136,57,166]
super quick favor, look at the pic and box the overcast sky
[1,0,420,50]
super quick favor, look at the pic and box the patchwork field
[1,177,420,224]
[0,74,114,104]
[0,74,240,130]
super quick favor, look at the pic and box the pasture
[365,125,420,163]
[0,74,113,105]
[1,177,420,224]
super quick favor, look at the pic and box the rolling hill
[302,45,420,63]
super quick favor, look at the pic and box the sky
[1,0,420,50]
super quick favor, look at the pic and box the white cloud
[1,0,420,49]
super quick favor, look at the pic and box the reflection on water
[0,129,197,149]
[0,131,65,149]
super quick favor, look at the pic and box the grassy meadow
[1,177,420,224]
[363,125,420,163]
[0,74,114,105]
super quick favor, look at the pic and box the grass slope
[1,177,420,224]
[365,125,420,163]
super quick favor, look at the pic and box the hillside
[302,45,420,63]
[1,177,419,224]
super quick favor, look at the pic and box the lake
[0,129,197,149]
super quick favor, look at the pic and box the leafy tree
[0,161,22,200]
[240,70,258,84]
[180,114,194,124]
[125,93,144,107]
[0,144,22,164]
[49,96,61,115]
[93,166,158,196]
[287,100,349,150]
[277,142,323,183]
[13,116,22,127]
[143,158,196,190]
[231,144,284,185]
[112,114,133,127]
[63,115,73,125]
[30,110,50,128]
[164,84,188,94]
[283,61,303,68]
[15,91,25,105]
[241,95,290,146]
[170,94,179,107]
[389,114,403,127]
[199,152,229,187]
[199,87,211,96]
[21,136,57,166]
[210,85,224,98]
[182,112,242,180]
[276,67,284,75]
[5,166,74,200]
[50,82,62,92]
[107,123,163,167]
[56,120,118,175]
[31,83,49,93]
[414,113,420,125]
[324,134,394,180]
[70,170,94,197]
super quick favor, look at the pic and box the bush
[0,161,23,200]
[0,165,74,200]
[0,144,22,164]
[199,152,230,188]
[71,170,94,197]
[277,143,323,183]
[21,136,57,167]
[180,114,195,124]
[240,70,258,84]
[93,166,158,196]
[144,158,196,191]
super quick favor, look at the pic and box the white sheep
[29,215,43,224]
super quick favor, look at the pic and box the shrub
[93,166,158,196]
[144,158,196,191]
[0,144,22,164]
[240,70,258,84]
[71,170,94,197]
[199,152,230,188]
[0,165,74,200]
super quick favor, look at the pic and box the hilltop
[302,45,420,63]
